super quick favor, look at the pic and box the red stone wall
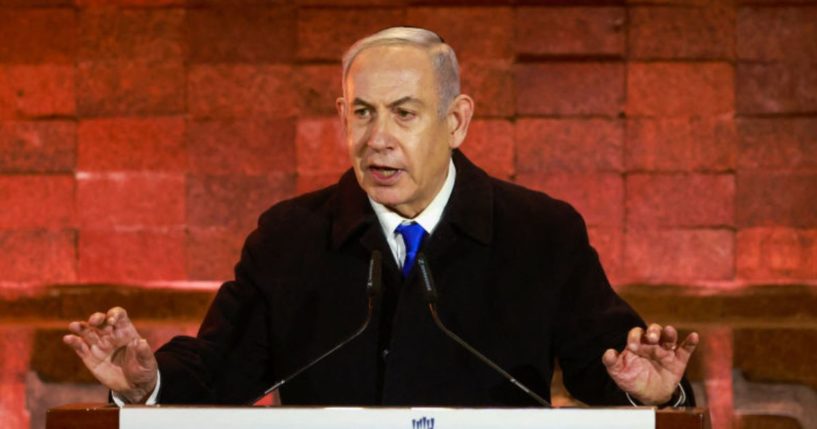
[1,1,816,429]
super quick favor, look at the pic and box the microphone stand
[248,251,382,405]
[416,253,551,408]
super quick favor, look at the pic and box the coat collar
[330,150,494,250]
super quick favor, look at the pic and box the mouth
[367,164,403,183]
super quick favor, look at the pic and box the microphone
[415,253,551,407]
[249,250,382,404]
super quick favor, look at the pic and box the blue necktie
[395,222,427,278]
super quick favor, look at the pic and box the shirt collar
[369,158,456,236]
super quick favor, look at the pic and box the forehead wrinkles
[344,45,436,102]
[350,70,425,104]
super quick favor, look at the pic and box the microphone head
[367,250,382,297]
[415,253,438,304]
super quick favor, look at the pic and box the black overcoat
[154,151,690,407]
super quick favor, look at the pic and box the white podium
[47,403,707,429]
[122,406,653,429]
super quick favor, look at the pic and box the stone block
[25,372,109,429]
[186,226,246,281]
[0,175,75,229]
[77,173,186,228]
[460,60,514,118]
[0,329,32,379]
[460,119,514,179]
[619,284,817,325]
[0,65,75,119]
[186,173,296,231]
[625,117,737,173]
[30,329,96,384]
[295,65,342,117]
[629,4,734,59]
[0,382,28,429]
[515,118,623,173]
[187,119,296,175]
[623,228,734,282]
[296,8,406,61]
[737,118,817,171]
[77,60,185,117]
[79,229,187,282]
[733,327,817,390]
[405,7,513,60]
[0,121,75,173]
[736,171,817,228]
[626,174,735,227]
[296,0,404,4]
[79,8,184,61]
[0,0,73,5]
[515,172,624,228]
[515,63,625,116]
[627,62,734,117]
[619,285,721,330]
[78,0,185,5]
[295,117,349,176]
[188,65,297,119]
[0,285,215,322]
[0,8,76,63]
[738,6,817,62]
[737,62,817,115]
[78,117,186,171]
[0,230,76,283]
[734,415,803,429]
[186,5,295,63]
[737,228,817,281]
[515,7,625,57]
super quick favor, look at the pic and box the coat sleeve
[552,211,695,407]
[153,237,275,405]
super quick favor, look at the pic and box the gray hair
[341,27,461,117]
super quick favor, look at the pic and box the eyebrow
[352,96,424,109]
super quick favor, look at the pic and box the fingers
[88,312,107,327]
[602,348,618,368]
[626,326,643,352]
[107,307,130,329]
[631,323,681,348]
[65,307,136,355]
[661,325,679,350]
[63,334,91,358]
[646,324,679,351]
[676,331,700,363]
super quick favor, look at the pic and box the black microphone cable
[415,253,551,407]
[249,250,383,405]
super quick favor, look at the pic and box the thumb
[602,348,618,369]
[133,338,156,368]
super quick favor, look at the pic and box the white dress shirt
[369,159,456,269]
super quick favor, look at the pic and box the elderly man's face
[338,44,459,218]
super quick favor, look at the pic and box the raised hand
[63,307,158,403]
[602,323,698,405]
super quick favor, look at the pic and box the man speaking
[63,27,698,407]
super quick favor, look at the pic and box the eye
[395,108,416,121]
[354,107,371,120]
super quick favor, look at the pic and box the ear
[336,97,347,132]
[446,94,474,150]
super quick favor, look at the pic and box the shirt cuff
[111,370,161,406]
[625,383,686,408]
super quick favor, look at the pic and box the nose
[366,114,394,151]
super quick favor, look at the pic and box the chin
[366,188,408,208]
